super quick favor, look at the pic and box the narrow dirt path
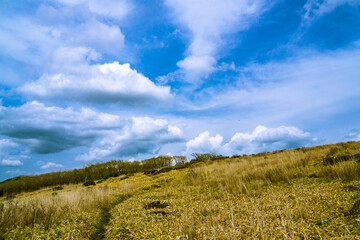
[90,194,132,240]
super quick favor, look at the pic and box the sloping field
[1,141,360,239]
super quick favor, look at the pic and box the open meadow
[1,141,360,239]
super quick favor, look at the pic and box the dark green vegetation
[0,153,229,195]
[0,155,174,195]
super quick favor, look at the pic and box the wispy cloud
[303,0,360,22]
[165,0,270,81]
[87,0,133,19]
[0,0,131,72]
[0,139,26,164]
[40,162,63,169]
[178,47,360,124]
[1,159,23,167]
[0,139,19,150]
[57,0,133,20]
[343,129,360,141]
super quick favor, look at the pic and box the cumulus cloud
[224,125,312,155]
[40,162,64,169]
[1,159,23,166]
[0,102,184,159]
[76,117,184,161]
[186,125,313,156]
[177,55,216,78]
[0,102,100,153]
[186,131,223,153]
[48,46,101,74]
[166,0,268,80]
[20,62,172,105]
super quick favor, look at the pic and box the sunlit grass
[0,177,140,239]
[1,141,360,239]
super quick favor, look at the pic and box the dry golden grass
[0,177,140,239]
[105,172,360,239]
[1,141,360,239]
[184,143,360,196]
[104,142,360,239]
[184,150,318,196]
[319,160,360,181]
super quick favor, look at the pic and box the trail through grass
[91,194,132,240]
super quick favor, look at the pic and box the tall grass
[185,151,312,194]
[0,183,136,231]
[319,160,360,181]
[185,142,360,195]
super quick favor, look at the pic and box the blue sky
[0,0,359,181]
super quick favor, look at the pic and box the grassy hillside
[1,141,360,239]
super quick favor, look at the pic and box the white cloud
[76,117,184,161]
[1,159,23,166]
[186,126,313,156]
[0,18,59,68]
[303,0,360,21]
[166,0,269,80]
[88,0,132,19]
[20,62,172,105]
[66,19,125,53]
[0,139,26,165]
[186,131,223,154]
[224,125,312,155]
[0,101,108,153]
[0,0,130,73]
[0,102,184,160]
[126,158,137,162]
[57,0,132,20]
[177,55,216,78]
[6,170,20,174]
[0,139,19,150]
[49,46,101,74]
[180,48,360,127]
[41,162,64,169]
